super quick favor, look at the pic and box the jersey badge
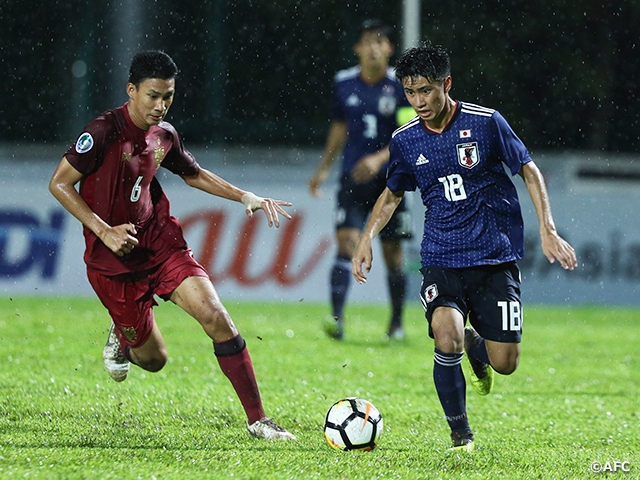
[346,94,361,107]
[416,153,429,166]
[121,326,138,343]
[424,284,438,303]
[75,132,94,154]
[459,129,472,139]
[121,152,132,163]
[154,137,165,167]
[457,142,479,169]
[378,95,397,116]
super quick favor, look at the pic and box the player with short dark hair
[309,19,415,341]
[128,50,179,86]
[49,50,296,441]
[352,42,577,451]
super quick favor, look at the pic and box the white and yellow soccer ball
[323,397,383,451]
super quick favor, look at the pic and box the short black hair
[357,19,393,43]
[395,42,451,84]
[128,50,178,86]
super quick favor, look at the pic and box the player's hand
[352,240,373,284]
[102,223,139,257]
[540,231,577,270]
[241,192,292,228]
[351,154,382,184]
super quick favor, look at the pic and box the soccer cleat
[103,323,130,382]
[450,431,475,452]
[464,326,494,396]
[323,316,344,340]
[247,417,297,440]
[385,325,406,341]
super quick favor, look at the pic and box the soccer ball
[323,397,383,451]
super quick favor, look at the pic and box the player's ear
[126,83,137,100]
[387,42,395,57]
[443,76,452,94]
[353,41,361,57]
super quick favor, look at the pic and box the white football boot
[247,417,297,440]
[103,323,130,382]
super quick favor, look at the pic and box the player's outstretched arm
[182,168,292,228]
[520,161,577,270]
[352,188,404,283]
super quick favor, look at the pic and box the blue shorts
[335,172,412,241]
[419,262,522,343]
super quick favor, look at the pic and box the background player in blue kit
[352,43,577,451]
[309,19,415,340]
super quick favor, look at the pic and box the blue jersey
[331,66,408,175]
[387,102,532,268]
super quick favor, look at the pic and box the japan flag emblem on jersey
[424,284,438,303]
[456,142,479,169]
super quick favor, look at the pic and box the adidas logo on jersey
[416,154,429,165]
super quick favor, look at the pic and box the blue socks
[466,333,490,365]
[330,255,351,319]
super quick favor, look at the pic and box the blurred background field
[0,297,638,478]
[1,1,638,152]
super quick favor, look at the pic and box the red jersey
[64,104,201,276]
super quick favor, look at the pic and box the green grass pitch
[0,297,638,479]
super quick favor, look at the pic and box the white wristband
[241,192,264,211]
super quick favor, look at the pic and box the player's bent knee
[137,355,167,372]
[200,308,236,339]
[133,347,168,372]
[433,334,464,354]
[210,308,233,328]
[486,341,520,375]
[492,356,519,375]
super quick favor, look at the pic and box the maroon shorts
[87,249,208,349]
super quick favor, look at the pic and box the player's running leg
[325,227,360,339]
[325,254,350,339]
[434,348,475,452]
[382,239,406,340]
[385,269,406,339]
[171,275,296,440]
[431,306,474,452]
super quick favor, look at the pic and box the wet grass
[0,297,638,479]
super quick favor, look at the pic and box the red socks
[214,335,265,424]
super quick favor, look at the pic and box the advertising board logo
[181,210,331,286]
[0,210,65,279]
